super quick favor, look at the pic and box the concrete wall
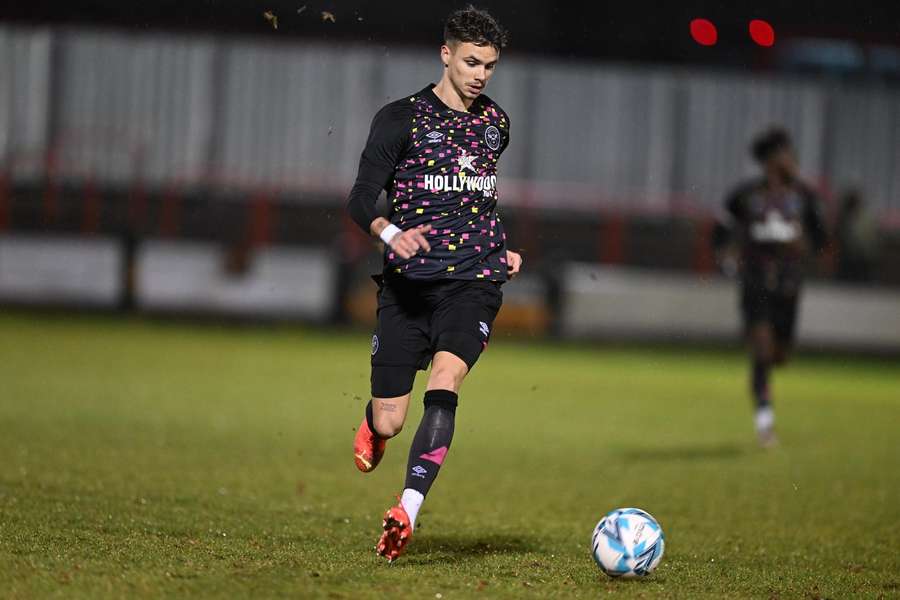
[563,263,900,352]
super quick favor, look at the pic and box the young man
[346,6,521,562]
[713,127,827,447]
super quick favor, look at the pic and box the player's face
[768,147,798,183]
[441,42,500,100]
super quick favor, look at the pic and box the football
[591,508,665,578]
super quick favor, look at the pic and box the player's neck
[433,78,473,112]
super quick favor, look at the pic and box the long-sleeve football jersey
[347,84,511,281]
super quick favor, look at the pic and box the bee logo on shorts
[478,321,490,338]
[371,335,379,355]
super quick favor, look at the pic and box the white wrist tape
[379,224,402,244]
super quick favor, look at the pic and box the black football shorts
[741,283,800,344]
[370,274,503,398]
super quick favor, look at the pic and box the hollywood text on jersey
[422,173,497,197]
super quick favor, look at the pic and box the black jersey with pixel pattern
[722,178,827,289]
[348,84,511,281]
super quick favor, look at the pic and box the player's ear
[440,44,451,68]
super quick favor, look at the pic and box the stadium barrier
[134,241,335,320]
[0,234,122,307]
[563,263,900,352]
[3,234,899,353]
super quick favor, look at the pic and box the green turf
[0,313,898,599]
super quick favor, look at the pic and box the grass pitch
[0,313,898,598]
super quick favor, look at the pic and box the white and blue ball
[591,508,665,578]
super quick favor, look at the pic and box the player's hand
[715,250,738,278]
[506,250,523,279]
[388,224,432,260]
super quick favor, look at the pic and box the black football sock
[365,400,383,438]
[404,390,457,497]
[752,358,771,409]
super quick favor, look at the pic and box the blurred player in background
[835,188,879,284]
[345,5,521,562]
[713,127,828,447]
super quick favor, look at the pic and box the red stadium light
[749,19,775,47]
[690,18,718,46]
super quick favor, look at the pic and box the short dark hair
[444,5,509,50]
[751,126,792,164]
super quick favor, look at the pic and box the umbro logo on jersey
[485,125,501,150]
[479,321,490,337]
[426,131,444,143]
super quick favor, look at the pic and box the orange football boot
[375,501,413,563]
[353,418,386,473]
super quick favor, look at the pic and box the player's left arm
[802,186,829,255]
[497,107,521,279]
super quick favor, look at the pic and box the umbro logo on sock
[411,465,427,478]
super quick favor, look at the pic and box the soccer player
[713,127,827,447]
[345,6,521,562]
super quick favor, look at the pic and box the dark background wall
[5,1,900,68]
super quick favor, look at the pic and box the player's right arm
[712,184,749,276]
[346,103,431,260]
[369,217,432,260]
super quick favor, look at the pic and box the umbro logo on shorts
[479,321,490,337]
[371,335,379,355]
